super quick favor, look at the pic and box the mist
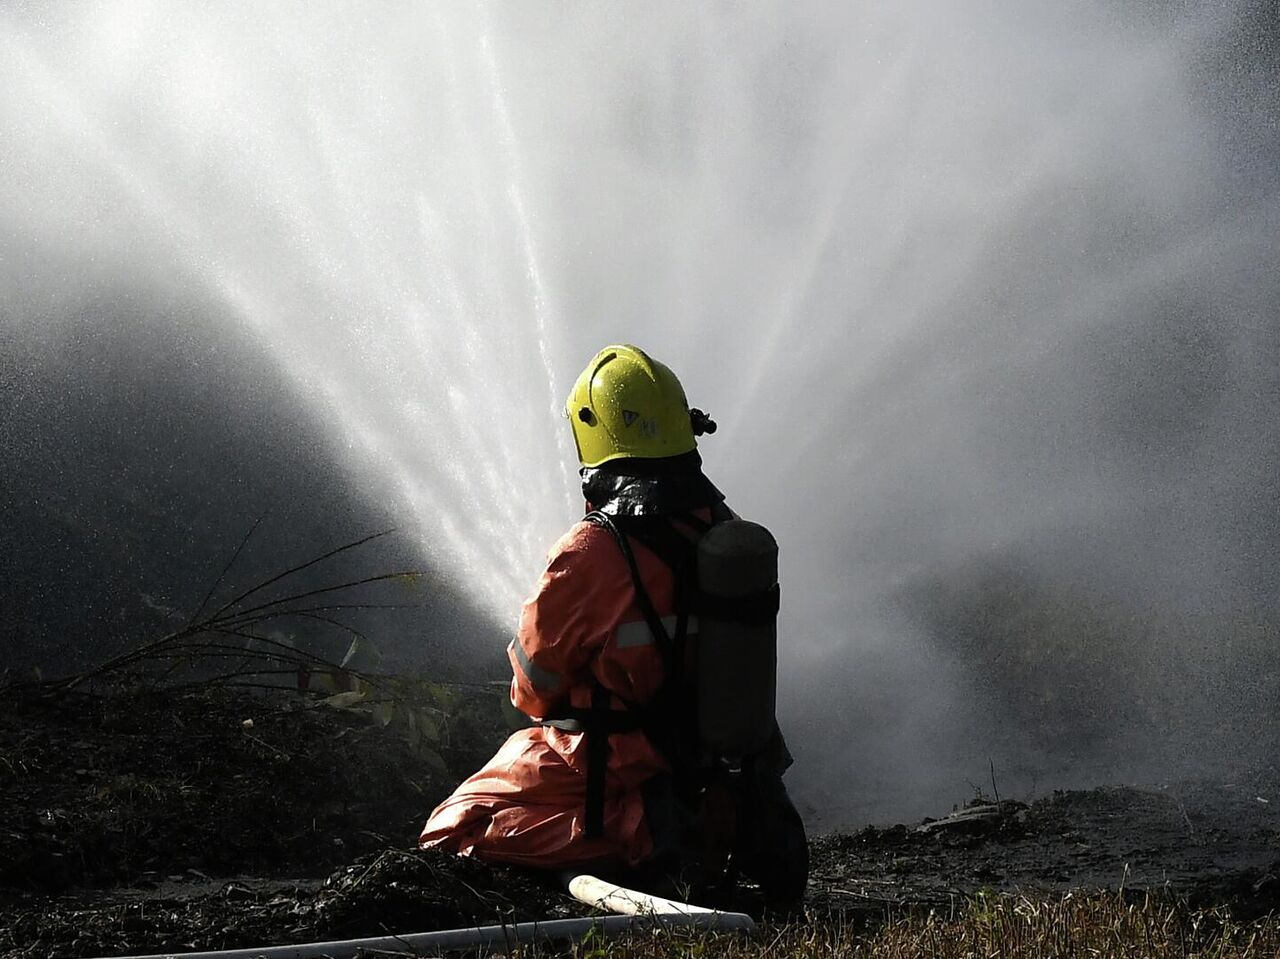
[2,2,1277,826]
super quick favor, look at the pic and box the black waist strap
[538,706,646,735]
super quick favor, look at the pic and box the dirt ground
[807,781,1280,918]
[2,684,1278,958]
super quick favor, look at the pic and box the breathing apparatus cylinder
[695,520,779,761]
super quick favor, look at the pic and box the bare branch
[187,513,266,629]
[206,528,397,623]
[207,570,428,626]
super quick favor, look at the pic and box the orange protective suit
[419,514,692,869]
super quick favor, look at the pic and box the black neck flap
[580,452,725,518]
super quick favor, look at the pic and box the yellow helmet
[566,345,698,468]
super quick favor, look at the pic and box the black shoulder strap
[585,511,674,663]
[619,516,699,657]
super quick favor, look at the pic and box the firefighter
[419,345,807,901]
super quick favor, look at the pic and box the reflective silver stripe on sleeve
[511,638,562,692]
[615,616,699,649]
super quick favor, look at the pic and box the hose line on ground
[90,874,756,959]
[565,873,727,917]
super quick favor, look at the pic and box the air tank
[696,519,778,760]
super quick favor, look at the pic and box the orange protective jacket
[419,514,694,868]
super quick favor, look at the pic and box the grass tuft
[512,892,1280,959]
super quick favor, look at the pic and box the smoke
[2,2,1277,822]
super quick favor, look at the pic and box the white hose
[90,875,755,959]
[566,873,726,917]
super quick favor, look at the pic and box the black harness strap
[547,499,762,842]
[552,510,709,839]
[542,511,667,839]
